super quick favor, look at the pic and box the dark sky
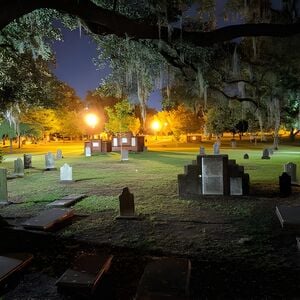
[52,0,282,110]
[52,26,163,109]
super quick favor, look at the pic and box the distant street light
[85,113,99,129]
[151,120,161,140]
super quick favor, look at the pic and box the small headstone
[243,153,249,159]
[56,149,63,160]
[85,146,91,157]
[120,149,129,161]
[261,148,270,159]
[22,208,74,231]
[199,146,205,155]
[13,158,24,177]
[117,187,135,218]
[60,163,73,182]
[45,152,56,170]
[213,142,220,155]
[284,162,297,184]
[279,172,291,197]
[56,253,113,294]
[135,258,191,300]
[23,154,32,169]
[0,168,8,204]
[231,139,237,148]
[230,177,243,195]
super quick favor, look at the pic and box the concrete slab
[276,205,300,229]
[56,253,113,293]
[0,253,33,283]
[22,208,74,231]
[47,194,86,208]
[135,257,191,300]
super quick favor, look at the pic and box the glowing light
[151,120,161,131]
[85,113,98,128]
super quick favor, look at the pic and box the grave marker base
[47,194,86,208]
[276,205,300,230]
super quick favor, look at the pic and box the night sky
[51,0,282,110]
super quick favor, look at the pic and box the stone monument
[45,152,56,170]
[118,187,135,218]
[0,168,8,204]
[23,154,32,169]
[279,172,291,197]
[213,142,220,155]
[85,146,91,157]
[261,148,270,159]
[60,163,73,182]
[284,162,297,184]
[56,149,63,160]
[121,149,129,161]
[13,158,24,177]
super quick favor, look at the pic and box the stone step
[276,205,300,229]
[22,208,74,231]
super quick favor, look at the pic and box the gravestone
[199,146,205,155]
[213,142,220,155]
[85,146,91,157]
[118,187,135,218]
[135,258,191,300]
[13,158,24,177]
[279,172,291,197]
[178,164,201,198]
[60,163,73,182]
[22,208,74,231]
[0,253,33,284]
[47,194,86,208]
[56,253,113,294]
[23,154,32,169]
[231,139,237,148]
[284,162,297,184]
[276,205,300,229]
[261,148,270,159]
[56,149,63,160]
[0,169,8,204]
[201,155,229,195]
[230,177,243,195]
[45,152,56,170]
[120,149,129,161]
[243,153,249,159]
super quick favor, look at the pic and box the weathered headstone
[261,148,270,159]
[231,139,237,148]
[56,253,113,294]
[199,146,205,155]
[230,177,243,195]
[60,163,73,182]
[243,153,249,159]
[22,208,74,231]
[120,149,129,161]
[284,162,297,184]
[13,158,24,177]
[85,146,91,157]
[0,169,8,204]
[118,187,135,218]
[279,172,291,197]
[23,154,32,169]
[178,164,201,198]
[213,142,220,155]
[56,149,63,160]
[45,152,56,170]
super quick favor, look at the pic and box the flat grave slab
[0,253,33,284]
[135,257,191,300]
[276,205,300,229]
[22,208,74,231]
[56,253,113,293]
[47,194,86,208]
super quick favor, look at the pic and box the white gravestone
[56,149,63,160]
[121,149,129,161]
[213,142,220,155]
[45,152,55,170]
[230,177,243,195]
[284,162,297,183]
[85,146,91,157]
[60,163,73,182]
[202,157,224,195]
[0,168,8,204]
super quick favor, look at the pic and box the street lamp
[151,120,161,140]
[84,113,99,139]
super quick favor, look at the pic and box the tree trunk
[9,138,13,153]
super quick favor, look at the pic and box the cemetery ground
[1,137,300,299]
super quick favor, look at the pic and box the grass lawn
[1,138,300,298]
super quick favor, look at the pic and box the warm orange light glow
[85,113,99,128]
[151,120,161,131]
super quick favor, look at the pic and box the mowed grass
[0,139,299,223]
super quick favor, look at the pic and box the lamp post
[151,120,161,140]
[84,113,99,139]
